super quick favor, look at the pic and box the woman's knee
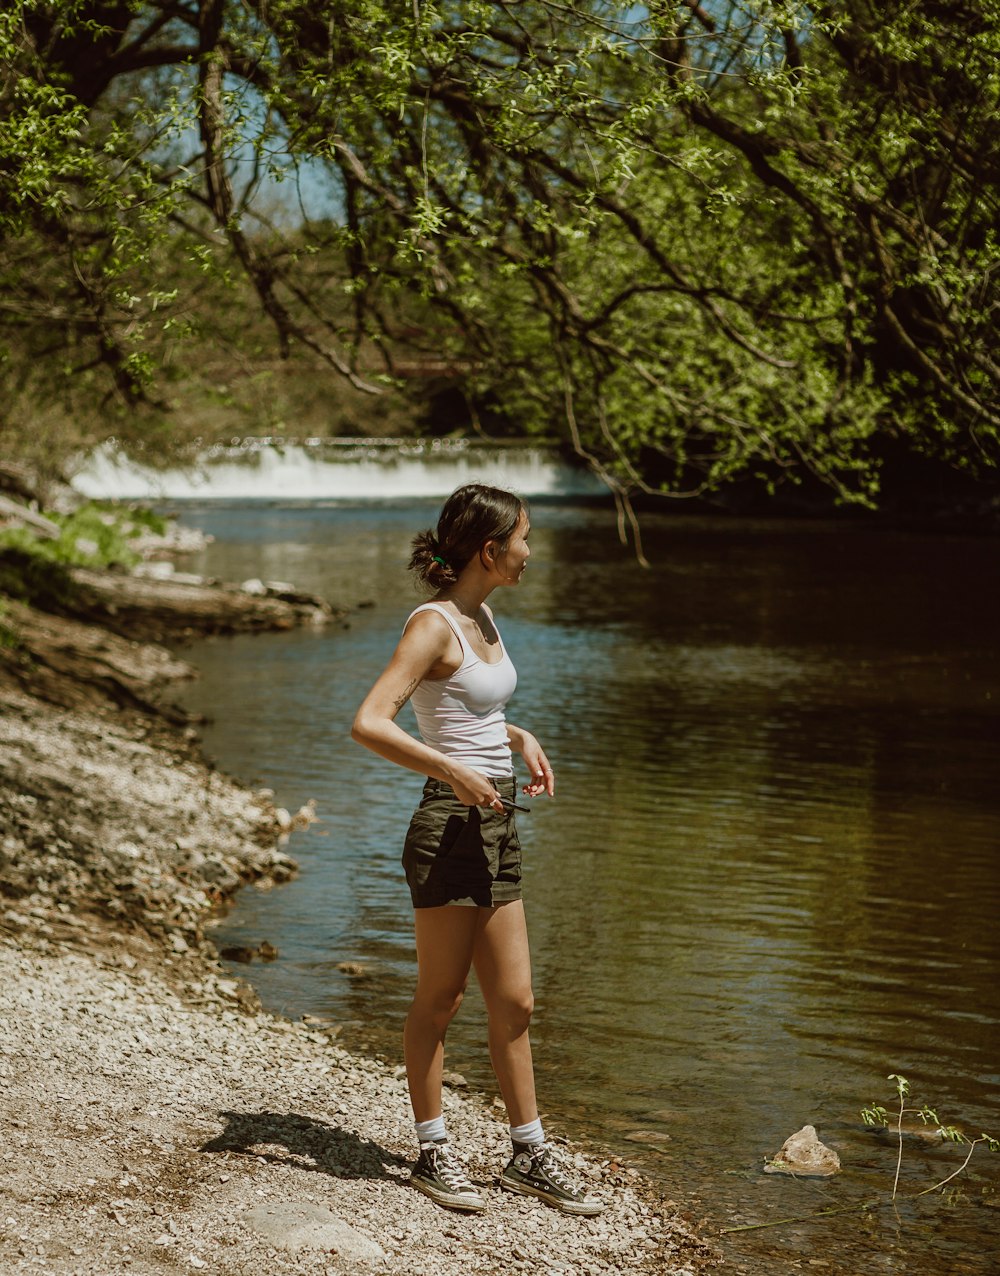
[411,982,466,1029]
[490,987,534,1036]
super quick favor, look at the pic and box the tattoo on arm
[392,678,419,715]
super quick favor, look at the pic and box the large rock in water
[764,1125,841,1177]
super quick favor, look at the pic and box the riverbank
[0,582,719,1274]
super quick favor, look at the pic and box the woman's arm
[507,722,555,798]
[352,614,505,809]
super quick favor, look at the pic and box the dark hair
[409,484,526,589]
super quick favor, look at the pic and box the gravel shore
[1,939,714,1276]
[0,595,719,1276]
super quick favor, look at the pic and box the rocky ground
[0,560,720,1276]
[0,936,714,1276]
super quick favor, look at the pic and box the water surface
[171,500,1000,1274]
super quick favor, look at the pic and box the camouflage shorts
[402,775,523,908]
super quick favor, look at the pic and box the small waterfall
[71,438,606,501]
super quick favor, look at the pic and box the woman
[352,483,603,1216]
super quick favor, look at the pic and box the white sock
[415,1114,447,1146]
[510,1117,545,1147]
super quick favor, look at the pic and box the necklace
[466,613,489,644]
[443,597,492,646]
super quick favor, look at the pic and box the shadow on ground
[201,1111,410,1181]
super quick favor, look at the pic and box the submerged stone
[872,1120,945,1145]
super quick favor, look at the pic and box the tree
[2,2,998,515]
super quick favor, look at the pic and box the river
[167,495,1000,1275]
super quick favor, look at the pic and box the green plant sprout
[861,1073,999,1201]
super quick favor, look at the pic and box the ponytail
[409,529,458,589]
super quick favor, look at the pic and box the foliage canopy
[2,2,998,508]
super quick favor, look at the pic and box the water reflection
[171,501,1000,1275]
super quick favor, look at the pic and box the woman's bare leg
[404,906,480,1122]
[473,901,538,1127]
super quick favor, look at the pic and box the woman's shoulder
[402,602,462,645]
[406,600,452,625]
[400,603,465,677]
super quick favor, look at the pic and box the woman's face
[491,509,531,585]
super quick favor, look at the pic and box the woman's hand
[449,767,504,812]
[507,725,555,798]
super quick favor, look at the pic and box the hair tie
[432,555,447,568]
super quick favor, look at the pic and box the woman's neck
[437,569,495,615]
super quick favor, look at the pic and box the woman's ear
[479,538,500,574]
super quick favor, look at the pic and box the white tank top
[405,602,517,776]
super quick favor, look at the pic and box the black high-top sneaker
[410,1140,486,1212]
[500,1142,604,1215]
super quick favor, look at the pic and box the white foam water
[71,439,606,502]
